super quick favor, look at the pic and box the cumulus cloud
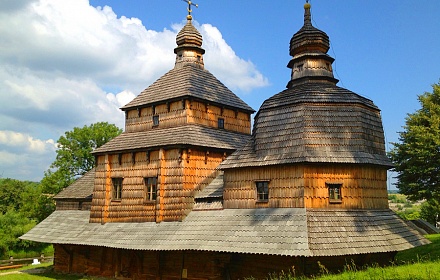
[0,0,268,180]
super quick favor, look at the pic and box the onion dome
[287,2,338,88]
[174,15,205,69]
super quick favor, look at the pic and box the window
[256,181,269,201]
[218,118,224,129]
[112,177,123,200]
[144,177,158,202]
[327,183,342,203]
[153,115,159,126]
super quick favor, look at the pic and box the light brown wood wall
[90,148,226,223]
[124,100,251,134]
[223,165,305,209]
[223,164,388,209]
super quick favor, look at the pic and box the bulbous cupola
[287,2,338,88]
[174,15,205,69]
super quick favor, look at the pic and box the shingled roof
[21,208,427,257]
[219,82,392,169]
[92,124,251,155]
[54,168,95,200]
[121,64,254,113]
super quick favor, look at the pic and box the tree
[389,82,440,202]
[37,122,122,219]
[420,199,440,226]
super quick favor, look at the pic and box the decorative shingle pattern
[307,209,430,256]
[122,64,254,113]
[219,83,392,169]
[21,208,428,256]
[54,169,95,199]
[92,125,251,154]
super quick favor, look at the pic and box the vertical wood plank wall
[223,164,388,209]
[303,164,389,209]
[124,100,251,134]
[90,149,226,223]
[223,165,305,209]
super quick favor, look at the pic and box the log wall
[90,148,226,223]
[53,244,395,279]
[223,164,388,209]
[124,100,251,134]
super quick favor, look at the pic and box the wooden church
[22,2,428,279]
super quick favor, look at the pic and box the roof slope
[21,208,427,257]
[54,168,95,200]
[219,83,392,169]
[93,124,251,154]
[122,64,254,113]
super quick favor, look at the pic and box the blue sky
[0,0,439,187]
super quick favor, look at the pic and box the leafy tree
[0,179,28,214]
[389,82,440,202]
[420,199,440,226]
[41,122,122,195]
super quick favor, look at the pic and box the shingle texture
[54,169,95,200]
[195,172,224,199]
[21,208,427,256]
[122,64,254,113]
[92,124,251,154]
[219,83,392,169]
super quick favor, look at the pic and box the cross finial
[182,0,198,18]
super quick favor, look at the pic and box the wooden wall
[124,99,251,134]
[53,244,395,279]
[56,200,91,211]
[223,165,305,209]
[303,164,388,209]
[223,164,388,209]
[90,148,226,223]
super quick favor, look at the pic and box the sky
[0,0,439,187]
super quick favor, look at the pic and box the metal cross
[182,0,198,16]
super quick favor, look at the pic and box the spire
[286,2,338,88]
[174,1,205,69]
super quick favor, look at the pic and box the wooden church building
[22,2,428,279]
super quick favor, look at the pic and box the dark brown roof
[54,169,94,200]
[122,64,254,113]
[219,83,392,169]
[92,124,251,154]
[21,208,428,256]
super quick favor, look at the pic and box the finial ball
[304,3,311,9]
[187,15,192,21]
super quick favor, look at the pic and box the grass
[2,234,440,280]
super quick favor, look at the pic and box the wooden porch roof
[21,208,427,257]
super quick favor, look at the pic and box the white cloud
[0,0,268,180]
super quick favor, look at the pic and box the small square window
[153,115,159,126]
[218,118,224,129]
[256,181,269,201]
[112,177,123,200]
[327,183,342,203]
[144,177,158,202]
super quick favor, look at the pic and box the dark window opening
[112,177,123,200]
[218,118,225,129]
[153,115,159,126]
[145,177,158,202]
[256,181,269,201]
[327,183,342,203]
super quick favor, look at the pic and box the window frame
[327,182,342,203]
[217,118,225,129]
[144,177,158,203]
[153,115,159,126]
[112,177,123,201]
[255,181,269,202]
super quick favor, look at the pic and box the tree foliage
[41,122,122,195]
[389,82,440,202]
